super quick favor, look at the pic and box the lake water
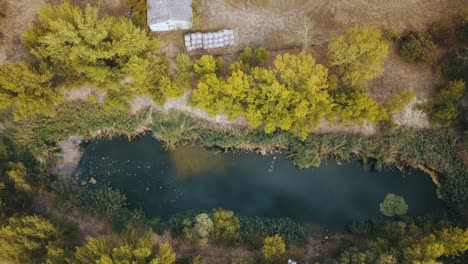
[76,135,444,228]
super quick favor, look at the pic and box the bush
[379,194,408,217]
[212,208,240,244]
[239,216,307,249]
[423,80,466,127]
[262,235,286,261]
[385,89,415,113]
[80,187,127,214]
[399,32,437,63]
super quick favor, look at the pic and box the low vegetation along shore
[0,2,467,264]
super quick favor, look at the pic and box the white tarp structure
[147,0,192,32]
[185,30,235,51]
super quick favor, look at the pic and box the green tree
[150,243,176,264]
[0,62,59,120]
[424,81,465,126]
[183,213,214,241]
[6,162,32,194]
[328,26,389,85]
[399,33,437,63]
[0,215,58,264]
[22,2,166,106]
[212,208,240,243]
[194,55,217,76]
[262,235,286,261]
[175,53,194,90]
[385,89,416,113]
[335,90,388,123]
[160,76,184,98]
[437,227,468,256]
[380,194,408,217]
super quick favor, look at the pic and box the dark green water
[77,135,444,228]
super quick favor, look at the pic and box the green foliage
[231,47,270,72]
[327,26,389,85]
[160,76,184,98]
[399,32,437,63]
[151,110,200,150]
[192,255,206,264]
[80,187,127,214]
[150,243,176,264]
[423,81,466,126]
[0,215,59,264]
[73,227,163,264]
[183,213,214,241]
[7,101,147,157]
[334,90,388,123]
[194,55,217,76]
[0,62,59,120]
[212,208,240,244]
[380,193,409,217]
[262,235,286,261]
[239,216,307,249]
[6,162,32,194]
[175,53,194,90]
[129,0,148,29]
[385,89,415,113]
[20,2,166,109]
[436,51,468,83]
[323,219,468,264]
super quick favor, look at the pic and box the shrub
[212,208,240,244]
[262,235,286,261]
[192,256,206,264]
[385,89,415,113]
[423,80,466,127]
[399,32,437,63]
[239,216,307,248]
[379,193,408,217]
[80,187,127,214]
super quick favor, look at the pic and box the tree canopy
[327,26,389,86]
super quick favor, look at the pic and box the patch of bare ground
[198,0,464,50]
[33,188,111,239]
[131,93,249,128]
[0,0,47,64]
[62,86,107,103]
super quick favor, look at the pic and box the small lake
[76,135,444,228]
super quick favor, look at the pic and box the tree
[399,32,437,63]
[0,215,58,264]
[328,26,389,85]
[335,90,387,123]
[150,243,176,264]
[0,62,59,120]
[424,80,465,126]
[262,235,286,261]
[175,53,194,90]
[21,2,166,107]
[437,227,468,256]
[74,227,162,264]
[6,162,32,194]
[212,208,240,243]
[380,194,408,217]
[194,55,217,76]
[385,89,415,113]
[183,213,214,241]
[160,76,184,98]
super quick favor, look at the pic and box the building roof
[147,0,193,25]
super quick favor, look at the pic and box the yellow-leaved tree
[328,26,389,86]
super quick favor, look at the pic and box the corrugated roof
[147,0,193,25]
